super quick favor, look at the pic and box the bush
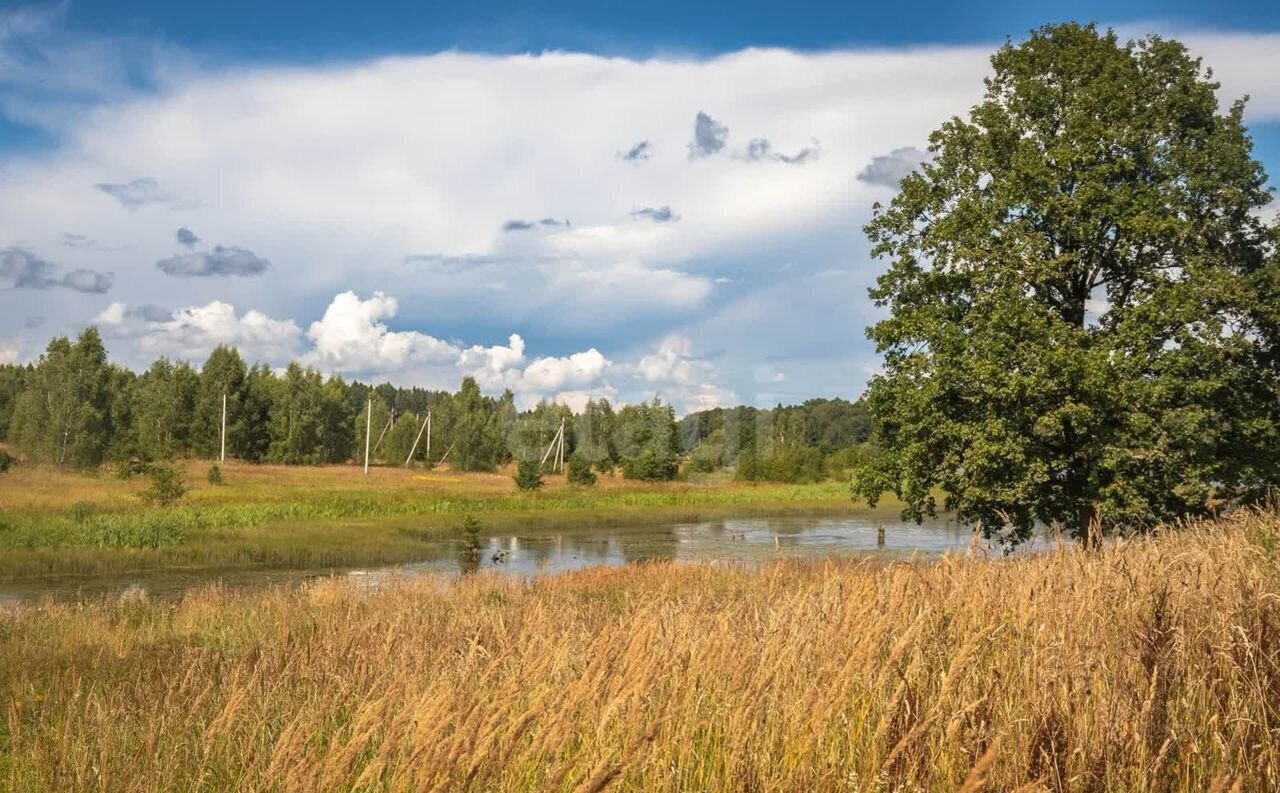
[139,464,189,506]
[513,459,544,491]
[622,449,678,481]
[115,458,151,480]
[566,454,597,486]
[207,463,224,485]
[0,448,11,473]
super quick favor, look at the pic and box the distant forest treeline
[0,328,872,482]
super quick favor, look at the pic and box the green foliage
[207,463,224,485]
[381,410,423,466]
[191,346,249,459]
[618,398,680,481]
[268,365,353,464]
[445,378,510,472]
[139,464,189,507]
[115,458,151,479]
[0,363,26,441]
[855,23,1280,543]
[623,449,678,482]
[0,448,11,474]
[514,459,545,490]
[354,396,393,464]
[131,357,199,460]
[567,453,597,486]
[8,328,111,467]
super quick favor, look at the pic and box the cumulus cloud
[458,334,526,385]
[94,177,186,210]
[0,342,17,365]
[0,247,113,293]
[857,146,929,188]
[688,111,729,159]
[630,206,677,223]
[632,334,735,413]
[618,140,651,164]
[175,227,200,247]
[522,348,610,391]
[304,291,459,373]
[96,300,302,364]
[155,245,271,277]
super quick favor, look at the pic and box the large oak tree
[853,23,1279,544]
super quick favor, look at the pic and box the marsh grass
[0,463,863,579]
[2,510,1277,791]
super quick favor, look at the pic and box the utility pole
[220,392,227,463]
[557,417,566,472]
[363,397,372,476]
[405,410,431,467]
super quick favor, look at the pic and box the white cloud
[522,348,610,391]
[0,341,19,365]
[97,299,302,364]
[631,334,735,413]
[303,291,458,373]
[458,334,526,388]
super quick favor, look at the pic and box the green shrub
[622,449,678,482]
[566,454,597,486]
[115,458,151,480]
[513,459,544,491]
[0,448,12,473]
[207,463,224,485]
[139,464,189,506]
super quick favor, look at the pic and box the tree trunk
[1078,501,1102,550]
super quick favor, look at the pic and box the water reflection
[0,514,1055,605]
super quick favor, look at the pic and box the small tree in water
[854,23,1280,547]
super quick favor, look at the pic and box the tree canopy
[853,23,1280,543]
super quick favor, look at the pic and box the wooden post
[371,409,394,456]
[425,411,431,457]
[220,392,227,463]
[557,417,566,472]
[363,398,372,476]
[405,410,430,466]
[540,422,562,468]
[437,439,456,466]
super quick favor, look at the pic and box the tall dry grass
[2,510,1278,791]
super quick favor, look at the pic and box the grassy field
[1,510,1276,791]
[0,461,872,580]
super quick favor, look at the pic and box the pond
[0,512,1056,605]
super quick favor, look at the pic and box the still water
[0,513,1054,605]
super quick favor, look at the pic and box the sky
[1,1,1278,414]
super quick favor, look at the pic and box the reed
[2,509,1276,791]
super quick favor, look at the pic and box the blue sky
[1,1,1278,412]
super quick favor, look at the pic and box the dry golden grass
[2,510,1278,792]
